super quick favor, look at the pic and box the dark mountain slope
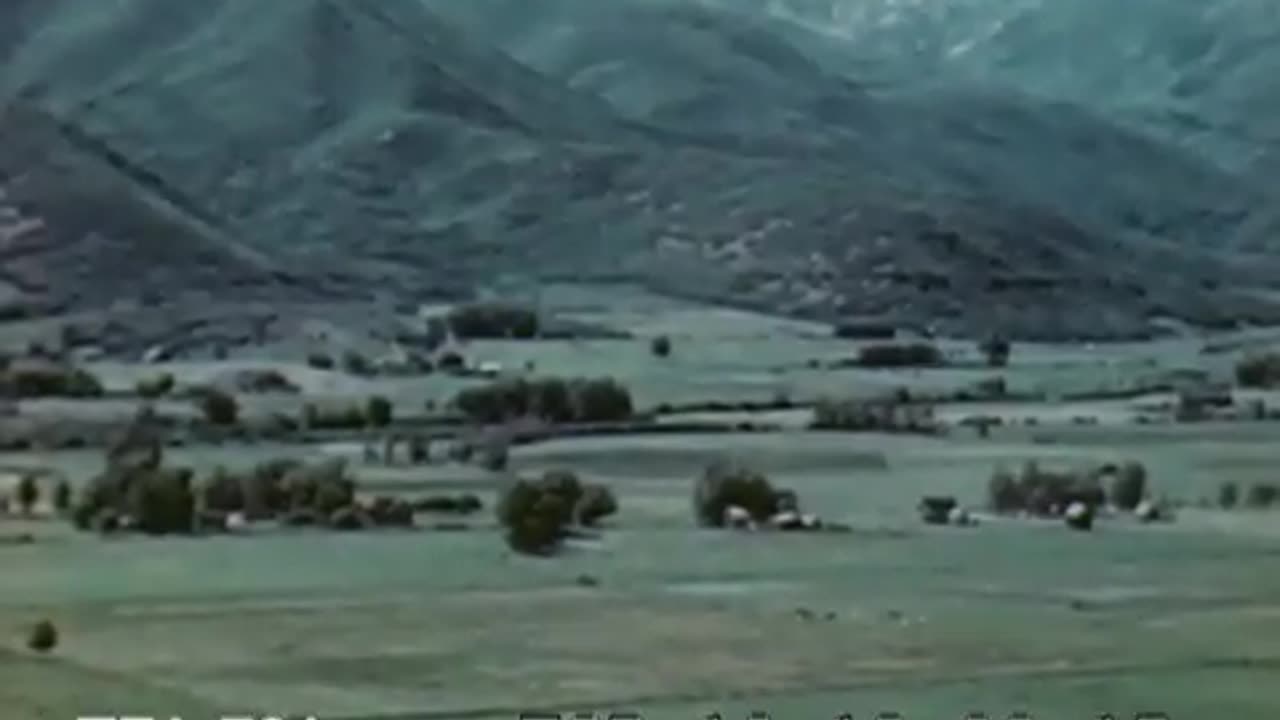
[0,100,297,317]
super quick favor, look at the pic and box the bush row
[987,460,1148,516]
[0,362,103,398]
[453,376,633,425]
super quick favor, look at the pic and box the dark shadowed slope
[1,0,1278,339]
[0,100,299,318]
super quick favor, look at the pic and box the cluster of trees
[832,322,897,341]
[987,460,1149,516]
[856,343,944,368]
[810,396,937,434]
[64,406,416,535]
[692,459,799,528]
[1218,481,1280,509]
[412,493,483,515]
[447,303,539,340]
[196,387,239,425]
[1235,353,1280,388]
[496,469,618,555]
[70,442,427,535]
[303,396,394,430]
[453,376,633,425]
[1,475,71,516]
[0,359,103,398]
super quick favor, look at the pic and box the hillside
[1,0,1278,342]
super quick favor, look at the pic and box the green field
[3,287,1280,719]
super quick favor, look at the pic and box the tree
[571,378,633,422]
[199,389,239,426]
[1236,353,1280,388]
[16,475,39,515]
[1111,461,1147,511]
[366,396,393,428]
[136,373,175,398]
[342,351,373,376]
[497,478,570,556]
[692,460,780,527]
[650,335,672,358]
[27,620,58,653]
[980,335,1012,368]
[1219,481,1239,509]
[857,343,943,368]
[987,466,1021,513]
[575,484,618,527]
[480,439,510,472]
[52,480,72,514]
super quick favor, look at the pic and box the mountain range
[2,0,1278,341]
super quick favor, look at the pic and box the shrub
[231,369,299,394]
[575,484,618,527]
[650,335,672,358]
[27,620,58,653]
[413,494,483,514]
[136,373,175,398]
[812,397,935,434]
[1111,461,1147,511]
[480,440,510,472]
[919,496,957,525]
[281,508,321,527]
[534,469,584,526]
[980,335,1012,368]
[198,389,239,426]
[523,377,568,423]
[16,475,38,515]
[833,322,896,340]
[454,376,633,424]
[987,466,1022,513]
[497,478,567,555]
[307,353,335,370]
[328,505,372,531]
[282,459,356,516]
[366,396,393,428]
[497,477,544,528]
[199,459,299,520]
[2,362,104,398]
[772,488,799,513]
[692,460,781,527]
[1246,482,1279,509]
[199,466,246,514]
[494,470,612,555]
[1219,481,1240,509]
[448,303,539,340]
[505,501,564,555]
[1021,462,1106,516]
[571,378,633,422]
[368,496,414,527]
[437,351,466,372]
[342,350,373,376]
[52,480,71,513]
[989,461,1108,516]
[447,441,474,463]
[1235,353,1280,388]
[857,343,943,368]
[303,402,367,430]
[127,468,197,535]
